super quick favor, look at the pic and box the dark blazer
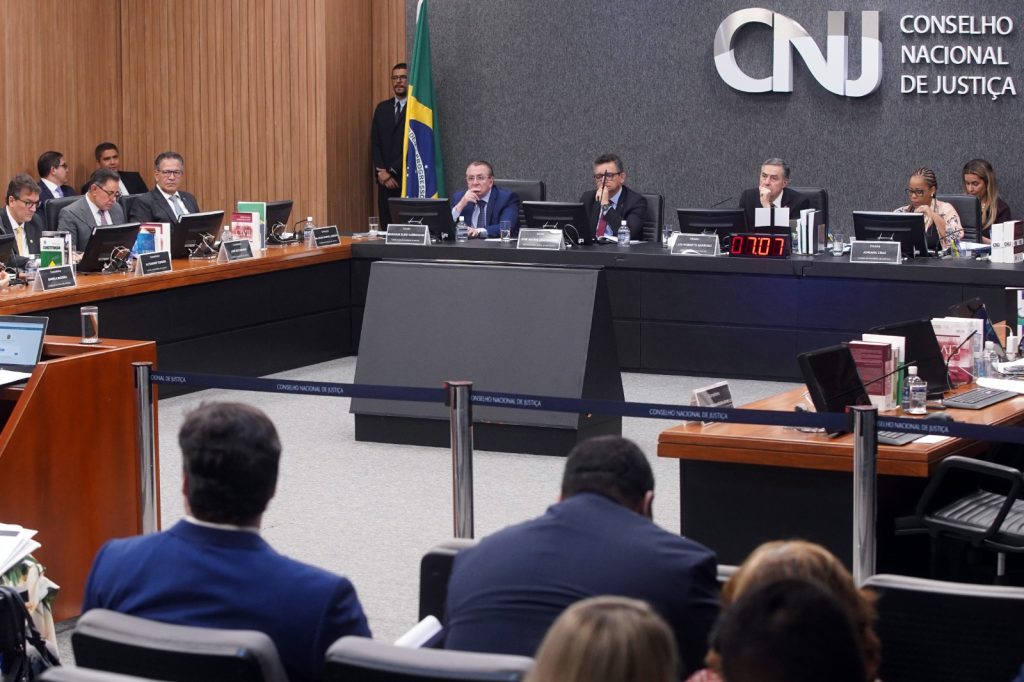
[81,171,148,196]
[58,196,127,252]
[738,186,811,230]
[128,188,200,224]
[83,520,372,682]
[37,182,76,208]
[444,493,719,676]
[0,209,44,268]
[371,97,407,220]
[579,185,648,241]
[450,185,521,237]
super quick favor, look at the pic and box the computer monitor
[172,210,225,258]
[266,200,293,231]
[0,234,15,269]
[676,208,748,249]
[78,223,142,273]
[870,318,949,399]
[852,211,930,258]
[522,201,593,245]
[797,343,870,435]
[387,198,456,242]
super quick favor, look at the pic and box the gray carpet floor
[55,358,797,662]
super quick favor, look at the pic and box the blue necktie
[476,200,487,230]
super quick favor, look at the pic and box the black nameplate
[138,251,172,275]
[386,224,431,245]
[516,228,564,250]
[850,240,901,264]
[670,233,719,256]
[313,226,341,247]
[221,240,254,261]
[38,265,76,291]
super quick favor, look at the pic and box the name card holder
[313,226,341,247]
[34,265,77,291]
[669,233,720,256]
[386,224,432,245]
[217,240,255,263]
[850,240,901,264]
[691,381,733,426]
[135,251,173,275]
[516,228,564,251]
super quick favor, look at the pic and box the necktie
[169,194,185,219]
[597,206,609,238]
[54,186,63,198]
[394,100,402,123]
[476,200,487,230]
[13,224,28,256]
[99,209,110,225]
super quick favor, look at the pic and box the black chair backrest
[937,194,982,241]
[419,539,477,621]
[790,186,828,228]
[42,668,162,682]
[324,636,533,682]
[494,179,545,229]
[72,609,289,682]
[865,574,1024,682]
[118,195,139,223]
[45,196,79,231]
[640,192,664,242]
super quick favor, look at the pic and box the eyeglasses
[465,175,490,182]
[904,188,927,197]
[58,163,69,169]
[14,197,39,209]
[391,75,408,81]
[593,171,623,181]
[157,169,183,177]
[94,185,122,199]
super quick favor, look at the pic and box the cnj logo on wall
[714,9,882,97]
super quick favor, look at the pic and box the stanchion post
[851,405,878,586]
[133,362,158,535]
[446,381,474,539]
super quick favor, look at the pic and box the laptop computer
[0,316,49,388]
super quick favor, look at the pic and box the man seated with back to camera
[579,153,647,241]
[443,435,719,677]
[449,160,520,238]
[737,157,810,230]
[82,402,371,682]
[128,151,200,224]
[58,168,126,253]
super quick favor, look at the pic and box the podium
[0,337,158,620]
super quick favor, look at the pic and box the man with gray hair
[738,157,810,229]
[58,168,127,252]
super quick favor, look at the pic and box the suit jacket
[738,186,811,231]
[83,520,371,682]
[0,210,44,268]
[579,185,648,241]
[81,171,148,196]
[371,97,406,178]
[58,196,127,252]
[128,188,200,225]
[450,185,521,238]
[38,182,76,208]
[444,493,719,676]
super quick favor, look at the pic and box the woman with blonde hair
[963,158,1012,241]
[528,596,679,682]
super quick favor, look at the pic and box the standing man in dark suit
[737,157,810,230]
[128,151,200,224]
[579,153,648,241]
[449,160,520,238]
[36,151,76,209]
[83,142,149,196]
[371,62,408,224]
[2,174,45,267]
[444,436,719,677]
[83,402,372,682]
[59,169,127,252]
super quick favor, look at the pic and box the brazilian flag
[401,0,445,199]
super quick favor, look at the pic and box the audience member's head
[561,436,654,517]
[714,577,866,682]
[709,540,879,680]
[528,596,679,682]
[37,150,68,184]
[179,402,281,527]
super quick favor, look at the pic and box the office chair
[44,196,78,232]
[494,179,545,231]
[640,193,665,242]
[790,186,829,228]
[323,636,533,682]
[41,668,162,682]
[937,194,982,241]
[419,539,478,622]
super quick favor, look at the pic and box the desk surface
[657,386,1024,477]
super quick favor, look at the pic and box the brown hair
[527,596,678,682]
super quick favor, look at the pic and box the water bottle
[220,225,233,245]
[24,258,38,283]
[906,366,927,415]
[456,216,469,243]
[617,220,629,247]
[303,216,316,247]
[985,341,999,378]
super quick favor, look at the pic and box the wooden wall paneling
[371,0,407,105]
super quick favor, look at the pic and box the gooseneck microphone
[709,196,733,208]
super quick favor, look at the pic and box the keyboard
[942,386,1018,410]
[878,430,922,446]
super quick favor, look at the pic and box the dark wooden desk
[656,387,1024,570]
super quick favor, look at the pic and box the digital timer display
[728,233,791,258]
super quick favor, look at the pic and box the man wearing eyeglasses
[128,151,200,225]
[450,160,520,238]
[58,169,127,252]
[579,153,647,242]
[1,174,45,267]
[36,151,77,209]
[371,62,408,224]
[737,158,810,230]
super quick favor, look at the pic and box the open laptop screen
[0,315,48,372]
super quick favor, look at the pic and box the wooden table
[657,386,1024,570]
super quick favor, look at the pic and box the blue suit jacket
[83,520,371,682]
[443,493,719,675]
[450,185,520,237]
